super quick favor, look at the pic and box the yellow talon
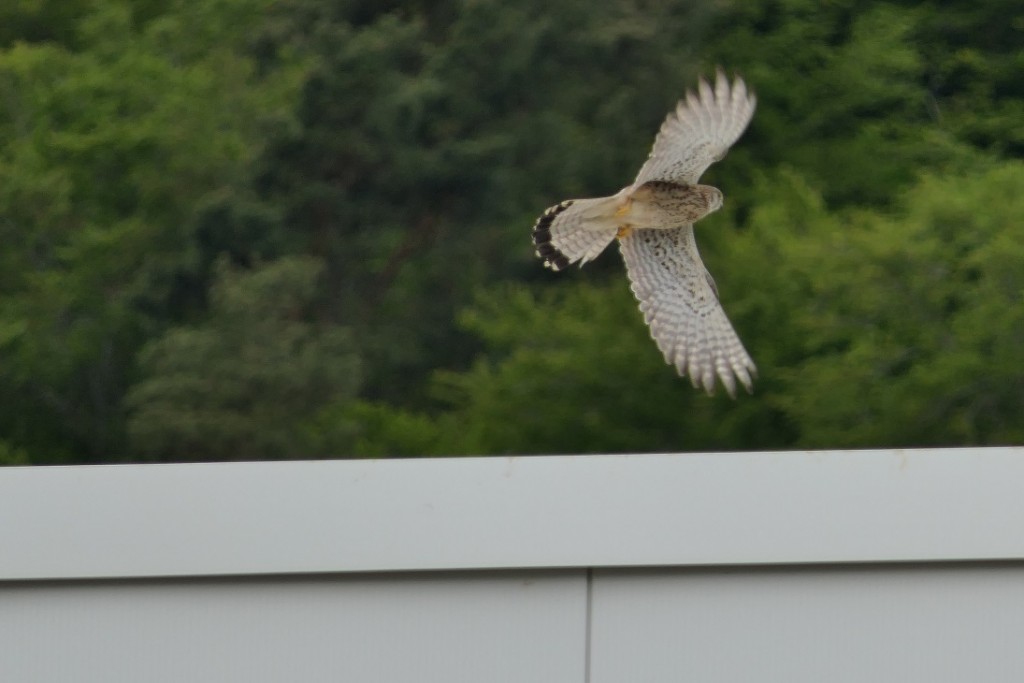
[616,225,633,239]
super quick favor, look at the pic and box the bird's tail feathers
[532,196,621,271]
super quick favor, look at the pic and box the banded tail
[531,196,622,271]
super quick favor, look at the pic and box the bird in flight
[532,70,757,397]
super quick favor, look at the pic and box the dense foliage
[1,0,1021,463]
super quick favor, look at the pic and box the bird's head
[701,185,724,214]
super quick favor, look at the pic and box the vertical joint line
[584,567,593,683]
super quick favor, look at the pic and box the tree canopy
[1,0,1021,463]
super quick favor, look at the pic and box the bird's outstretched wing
[619,225,756,397]
[633,70,756,187]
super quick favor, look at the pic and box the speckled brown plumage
[530,70,757,396]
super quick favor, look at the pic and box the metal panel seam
[584,567,593,683]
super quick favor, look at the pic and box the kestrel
[532,70,757,397]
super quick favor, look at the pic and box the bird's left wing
[633,70,756,187]
[619,225,756,397]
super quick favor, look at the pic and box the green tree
[250,0,717,405]
[4,0,1024,462]
[0,440,28,466]
[348,272,792,457]
[354,157,1024,455]
[777,161,1024,446]
[0,0,301,461]
[0,0,93,48]
[126,257,360,461]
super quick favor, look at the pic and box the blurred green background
[1,0,1022,464]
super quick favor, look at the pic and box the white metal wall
[2,449,1023,682]
[591,564,1024,682]
[5,564,1024,682]
[1,572,586,683]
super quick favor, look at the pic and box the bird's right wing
[633,70,756,187]
[619,225,756,397]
